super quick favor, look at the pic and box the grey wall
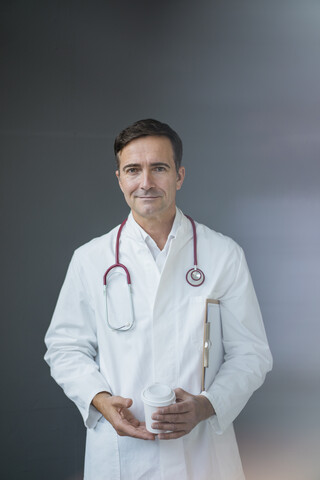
[1,1,319,479]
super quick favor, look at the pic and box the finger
[120,408,140,426]
[174,388,188,399]
[158,430,187,440]
[135,424,156,441]
[152,412,185,424]
[152,422,176,432]
[154,401,190,417]
[112,410,156,440]
[121,414,140,427]
[115,411,142,430]
[118,421,155,440]
[151,420,189,432]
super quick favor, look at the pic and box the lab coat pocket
[84,417,120,480]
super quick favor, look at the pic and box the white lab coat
[44,209,272,480]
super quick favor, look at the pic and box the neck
[132,209,176,250]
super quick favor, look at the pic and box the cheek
[170,179,180,194]
[120,179,137,195]
[120,180,133,194]
[160,177,176,191]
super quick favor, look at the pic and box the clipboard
[201,299,224,391]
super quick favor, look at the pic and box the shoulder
[72,224,120,265]
[193,218,243,259]
[191,219,246,286]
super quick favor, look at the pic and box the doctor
[45,118,272,480]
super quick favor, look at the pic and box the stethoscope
[103,215,205,331]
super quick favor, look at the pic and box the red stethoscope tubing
[103,215,205,288]
[103,219,130,286]
[185,214,198,266]
[185,215,205,287]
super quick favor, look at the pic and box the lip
[136,196,161,199]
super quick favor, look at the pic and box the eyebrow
[122,162,171,172]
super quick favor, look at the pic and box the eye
[153,166,166,172]
[126,167,139,174]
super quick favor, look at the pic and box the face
[116,136,185,224]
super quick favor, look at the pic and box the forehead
[118,136,174,167]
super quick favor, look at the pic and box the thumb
[112,396,133,409]
[174,388,188,401]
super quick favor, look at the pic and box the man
[45,119,272,479]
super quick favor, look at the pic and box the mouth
[136,196,161,199]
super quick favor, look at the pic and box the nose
[140,169,155,190]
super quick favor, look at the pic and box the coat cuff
[200,391,225,434]
[83,385,111,429]
[59,371,112,430]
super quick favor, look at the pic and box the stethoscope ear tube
[104,281,135,331]
[103,214,205,331]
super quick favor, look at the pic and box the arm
[204,245,273,434]
[44,252,112,429]
[45,251,155,439]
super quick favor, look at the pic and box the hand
[92,392,155,440]
[151,388,215,440]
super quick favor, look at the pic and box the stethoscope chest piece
[186,267,205,287]
[185,214,205,287]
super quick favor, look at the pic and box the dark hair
[114,118,183,172]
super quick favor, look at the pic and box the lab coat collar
[125,207,183,246]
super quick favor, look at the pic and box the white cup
[141,383,176,434]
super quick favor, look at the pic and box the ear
[176,166,185,191]
[115,170,124,193]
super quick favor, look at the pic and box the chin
[135,207,159,219]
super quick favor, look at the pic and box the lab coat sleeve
[201,245,273,434]
[44,251,111,429]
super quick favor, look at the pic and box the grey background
[1,1,319,479]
